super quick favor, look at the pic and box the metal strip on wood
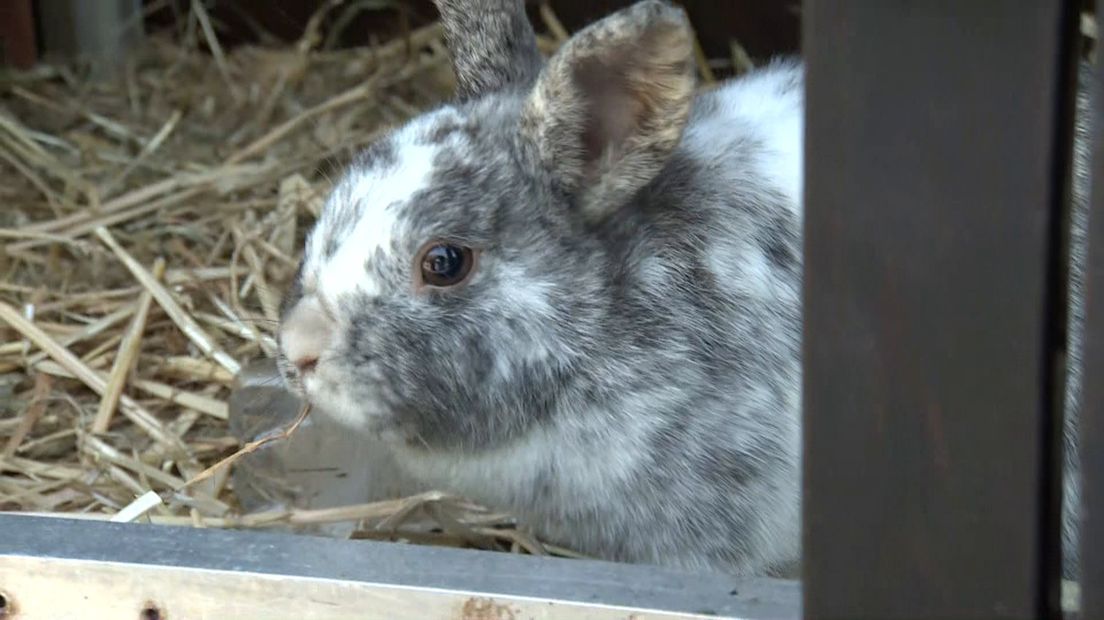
[801,1,1079,618]
[1080,45,1104,620]
[0,514,800,619]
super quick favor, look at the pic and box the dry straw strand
[95,226,242,375]
[174,402,311,493]
[0,301,186,452]
[32,360,228,420]
[2,373,52,460]
[91,257,165,433]
[539,2,570,43]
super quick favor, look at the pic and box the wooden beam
[0,0,37,68]
[0,514,800,619]
[801,1,1079,618]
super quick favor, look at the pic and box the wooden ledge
[0,514,800,619]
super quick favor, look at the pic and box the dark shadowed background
[2,0,802,71]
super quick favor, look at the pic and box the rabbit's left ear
[519,0,696,221]
[432,0,544,100]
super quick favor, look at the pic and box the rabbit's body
[388,63,806,576]
[278,0,1092,580]
[278,0,804,577]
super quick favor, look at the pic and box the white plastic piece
[110,490,163,523]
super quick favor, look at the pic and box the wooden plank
[1080,46,1104,620]
[0,514,800,619]
[0,0,37,68]
[801,1,1079,618]
[0,557,714,620]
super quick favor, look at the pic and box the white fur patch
[706,238,776,299]
[485,263,570,383]
[637,255,671,289]
[291,125,440,430]
[390,389,665,512]
[307,137,439,301]
[495,263,554,317]
[684,65,805,217]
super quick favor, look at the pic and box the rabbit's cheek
[299,369,380,431]
[297,350,405,435]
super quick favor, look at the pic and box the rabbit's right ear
[517,0,696,222]
[432,0,544,100]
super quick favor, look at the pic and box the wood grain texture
[801,1,1079,618]
[0,556,730,620]
[0,515,800,619]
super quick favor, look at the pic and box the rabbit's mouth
[275,318,405,438]
[273,349,305,395]
[289,360,406,437]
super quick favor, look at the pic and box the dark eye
[417,242,476,288]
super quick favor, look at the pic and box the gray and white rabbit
[277,0,803,576]
[277,0,1095,580]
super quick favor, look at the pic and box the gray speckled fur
[435,0,543,100]
[1062,57,1094,584]
[278,0,802,576]
[278,0,1095,580]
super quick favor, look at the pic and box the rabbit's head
[277,0,697,448]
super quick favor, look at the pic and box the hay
[0,2,729,559]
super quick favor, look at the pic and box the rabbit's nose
[280,297,334,378]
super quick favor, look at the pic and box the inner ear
[565,11,695,185]
[574,54,648,169]
[520,0,696,219]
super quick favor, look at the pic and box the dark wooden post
[801,1,1080,618]
[0,0,37,68]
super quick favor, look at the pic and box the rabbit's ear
[519,0,695,221]
[432,0,544,100]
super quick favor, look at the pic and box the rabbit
[276,0,1096,580]
[277,0,804,577]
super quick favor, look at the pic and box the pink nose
[294,354,319,376]
[280,297,334,378]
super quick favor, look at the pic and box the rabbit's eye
[416,242,476,288]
